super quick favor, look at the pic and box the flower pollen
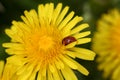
[38,36,54,51]
[24,26,64,65]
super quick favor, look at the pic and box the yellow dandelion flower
[92,9,120,80]
[2,3,95,80]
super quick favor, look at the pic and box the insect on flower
[62,36,77,45]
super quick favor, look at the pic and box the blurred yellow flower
[0,61,4,80]
[92,9,120,80]
[2,3,95,80]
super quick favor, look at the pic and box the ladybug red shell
[62,36,77,45]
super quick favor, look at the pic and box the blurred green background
[0,0,120,80]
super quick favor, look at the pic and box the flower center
[110,20,120,52]
[25,26,64,64]
[38,36,54,51]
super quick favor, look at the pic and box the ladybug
[62,36,77,45]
